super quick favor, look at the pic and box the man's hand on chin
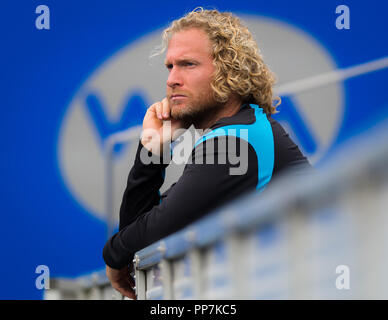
[106,265,137,300]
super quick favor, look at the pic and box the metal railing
[132,121,388,299]
[46,124,388,300]
[45,56,388,299]
[44,269,120,300]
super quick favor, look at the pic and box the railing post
[134,255,146,300]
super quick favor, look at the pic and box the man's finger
[128,274,136,288]
[152,102,162,120]
[113,282,136,300]
[161,97,170,119]
[117,287,136,300]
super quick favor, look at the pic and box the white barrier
[132,121,388,299]
[44,269,121,300]
[45,120,388,299]
[45,55,388,299]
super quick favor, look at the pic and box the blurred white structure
[132,122,388,300]
[46,56,388,299]
[46,119,388,300]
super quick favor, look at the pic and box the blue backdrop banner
[1,0,387,299]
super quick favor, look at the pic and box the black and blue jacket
[103,104,311,269]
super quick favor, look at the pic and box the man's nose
[167,67,183,88]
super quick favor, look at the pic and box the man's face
[165,28,219,122]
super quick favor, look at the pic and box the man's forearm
[118,140,169,230]
[103,136,259,269]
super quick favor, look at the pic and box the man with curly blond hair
[103,8,310,298]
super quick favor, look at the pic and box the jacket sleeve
[103,136,258,269]
[118,141,169,231]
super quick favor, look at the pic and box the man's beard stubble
[169,91,224,129]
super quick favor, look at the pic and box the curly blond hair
[157,7,280,115]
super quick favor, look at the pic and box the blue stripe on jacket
[193,104,274,192]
